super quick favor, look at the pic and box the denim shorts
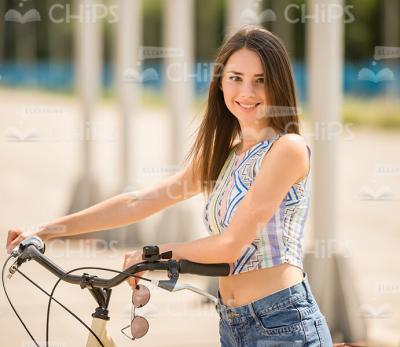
[216,272,333,346]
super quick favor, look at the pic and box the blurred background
[0,0,399,346]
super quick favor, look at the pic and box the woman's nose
[238,81,256,98]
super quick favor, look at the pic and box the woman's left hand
[122,249,145,289]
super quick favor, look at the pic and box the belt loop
[302,271,311,300]
[248,302,259,322]
[216,290,223,318]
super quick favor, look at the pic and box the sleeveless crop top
[203,134,311,275]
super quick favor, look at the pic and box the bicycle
[2,236,230,347]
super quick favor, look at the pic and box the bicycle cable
[17,268,105,347]
[2,255,40,347]
[2,254,150,347]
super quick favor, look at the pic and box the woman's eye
[229,76,240,81]
[228,76,264,83]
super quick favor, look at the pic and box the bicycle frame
[86,318,116,347]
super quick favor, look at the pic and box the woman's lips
[235,101,261,112]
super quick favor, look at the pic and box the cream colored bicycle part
[86,317,116,347]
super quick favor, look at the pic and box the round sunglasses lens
[132,284,150,307]
[131,316,149,338]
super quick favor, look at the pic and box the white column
[307,0,343,328]
[308,2,343,217]
[307,1,367,340]
[114,0,142,245]
[116,0,141,189]
[157,0,194,243]
[307,0,343,253]
[226,0,260,36]
[69,0,102,214]
[164,0,194,165]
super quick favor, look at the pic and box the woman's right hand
[6,226,48,254]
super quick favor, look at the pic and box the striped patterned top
[203,134,311,275]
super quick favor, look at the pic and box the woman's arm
[6,161,202,252]
[158,135,310,264]
[44,161,202,239]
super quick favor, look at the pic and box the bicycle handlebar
[178,259,231,276]
[4,236,230,347]
[10,237,230,289]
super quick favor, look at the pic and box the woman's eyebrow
[227,70,264,77]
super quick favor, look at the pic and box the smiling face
[189,26,300,194]
[221,48,274,142]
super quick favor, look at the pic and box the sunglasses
[121,284,151,340]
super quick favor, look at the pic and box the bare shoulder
[264,133,309,182]
[272,133,309,159]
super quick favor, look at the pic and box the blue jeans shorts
[216,272,333,346]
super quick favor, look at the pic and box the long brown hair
[185,25,300,196]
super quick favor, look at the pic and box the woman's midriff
[218,263,304,307]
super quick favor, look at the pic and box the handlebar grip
[178,260,230,276]
[12,236,45,258]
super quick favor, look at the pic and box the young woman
[6,26,333,346]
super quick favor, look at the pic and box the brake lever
[171,283,218,305]
[7,260,19,279]
[7,236,46,279]
[149,278,218,305]
[7,256,28,279]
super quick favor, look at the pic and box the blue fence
[0,61,399,99]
